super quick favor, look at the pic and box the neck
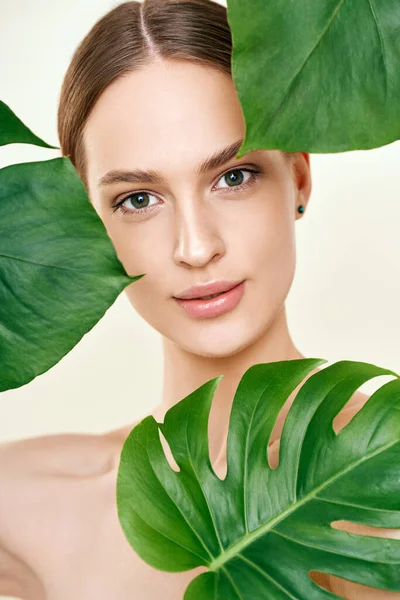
[152,305,305,471]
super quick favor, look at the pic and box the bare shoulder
[1,429,122,477]
[0,430,116,533]
[0,428,132,597]
[0,429,125,550]
[0,425,209,599]
[0,438,42,597]
[0,420,144,531]
[0,434,116,556]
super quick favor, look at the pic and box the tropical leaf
[226,0,400,155]
[0,100,58,149]
[0,156,143,391]
[117,358,400,599]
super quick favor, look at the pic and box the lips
[174,280,244,300]
[174,280,246,319]
[196,292,222,300]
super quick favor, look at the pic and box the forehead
[83,59,247,189]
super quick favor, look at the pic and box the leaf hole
[308,570,334,592]
[310,569,398,597]
[266,377,310,470]
[331,382,388,435]
[209,430,228,480]
[331,397,366,434]
[267,437,280,470]
[158,428,180,472]
[213,456,227,480]
[331,519,400,539]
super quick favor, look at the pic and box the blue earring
[298,205,305,214]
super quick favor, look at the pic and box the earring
[298,205,305,214]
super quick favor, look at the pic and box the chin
[171,318,263,359]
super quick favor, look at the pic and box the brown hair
[57,0,293,191]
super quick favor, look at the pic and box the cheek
[115,225,168,319]
[103,220,161,277]
[241,193,295,268]
[243,201,296,316]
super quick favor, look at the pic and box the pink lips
[174,280,246,318]
[174,279,244,300]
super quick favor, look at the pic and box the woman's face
[84,59,311,358]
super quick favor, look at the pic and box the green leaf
[226,0,400,154]
[117,358,400,599]
[0,157,143,391]
[0,100,59,149]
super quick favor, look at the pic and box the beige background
[0,1,399,598]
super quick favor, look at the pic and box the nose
[172,199,225,268]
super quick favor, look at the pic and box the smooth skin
[1,58,398,599]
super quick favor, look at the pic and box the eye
[111,191,159,216]
[111,166,261,217]
[213,167,261,193]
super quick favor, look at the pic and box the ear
[292,152,312,220]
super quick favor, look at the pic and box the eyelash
[111,166,262,217]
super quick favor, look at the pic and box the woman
[1,0,394,598]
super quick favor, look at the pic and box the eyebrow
[97,137,246,188]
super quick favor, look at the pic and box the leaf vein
[264,0,346,131]
[184,403,225,553]
[0,252,85,273]
[366,0,389,98]
[221,567,244,599]
[209,438,399,570]
[273,528,400,564]
[243,370,280,533]
[315,495,400,513]
[123,502,210,563]
[237,553,299,599]
[144,431,215,562]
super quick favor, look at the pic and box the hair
[57,0,293,192]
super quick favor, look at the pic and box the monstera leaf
[0,103,144,391]
[117,358,400,599]
[227,0,400,155]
